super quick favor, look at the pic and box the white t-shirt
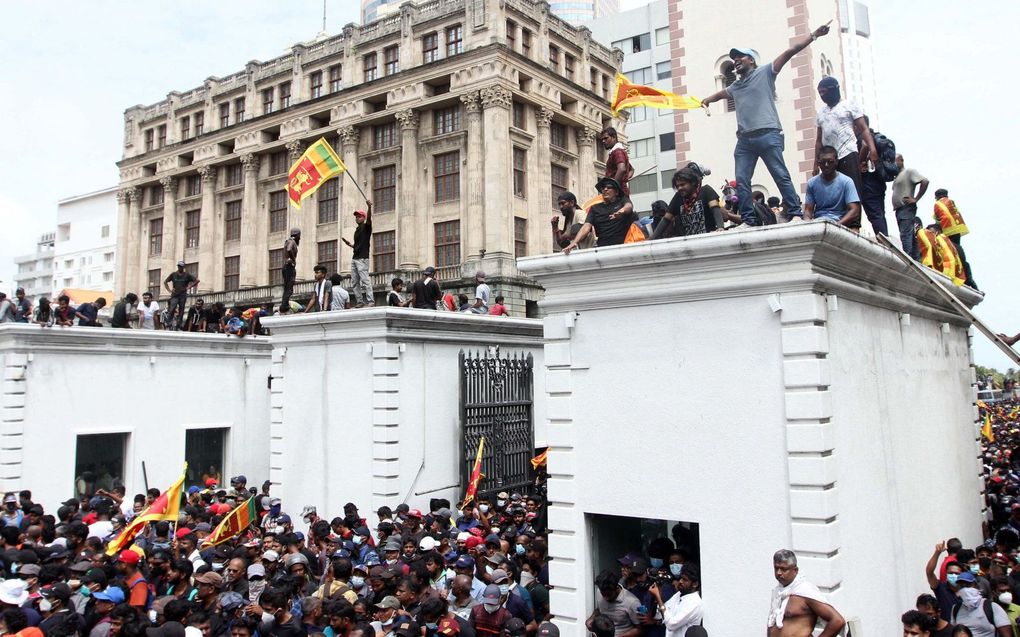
[88,520,114,540]
[816,99,864,160]
[331,286,350,311]
[473,283,491,312]
[138,301,160,329]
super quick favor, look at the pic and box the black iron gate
[460,347,535,501]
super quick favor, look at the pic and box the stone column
[284,141,313,280]
[240,153,261,288]
[159,176,178,277]
[576,127,598,197]
[126,187,142,295]
[480,86,513,259]
[395,109,420,270]
[460,91,484,266]
[115,190,131,297]
[534,108,554,255]
[197,165,218,292]
[338,126,361,273]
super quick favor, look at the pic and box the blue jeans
[734,129,802,225]
[895,204,919,260]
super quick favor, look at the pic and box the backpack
[753,200,777,226]
[872,130,899,182]
[951,598,996,626]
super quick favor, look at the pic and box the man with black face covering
[814,76,876,228]
[281,229,300,313]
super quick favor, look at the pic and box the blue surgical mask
[669,564,682,577]
[79,586,92,598]
[969,564,980,574]
[353,536,364,546]
[498,584,509,596]
[649,558,664,569]
[425,623,438,631]
[515,545,525,556]
[947,573,960,586]
[350,576,365,588]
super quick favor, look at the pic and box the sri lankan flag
[983,414,995,443]
[287,138,346,209]
[461,438,485,508]
[203,496,258,548]
[531,449,548,470]
[611,73,702,116]
[106,466,186,556]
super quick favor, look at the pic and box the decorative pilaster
[269,347,286,491]
[0,353,29,493]
[126,187,142,295]
[338,126,361,273]
[461,92,484,263]
[576,127,597,197]
[480,86,514,258]
[369,340,403,514]
[395,109,420,270]
[115,190,131,297]
[285,140,305,162]
[240,154,260,288]
[197,165,218,292]
[534,108,554,254]
[159,176,178,280]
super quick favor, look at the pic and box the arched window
[720,61,737,112]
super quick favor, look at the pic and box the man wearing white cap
[699,22,832,226]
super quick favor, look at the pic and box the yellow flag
[611,73,702,116]
[983,414,994,442]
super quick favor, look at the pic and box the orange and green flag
[983,414,995,442]
[462,437,485,508]
[611,72,702,116]
[531,449,548,470]
[106,465,186,556]
[203,496,258,548]
[287,138,346,209]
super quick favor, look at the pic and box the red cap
[354,210,367,218]
[205,478,217,487]
[118,550,140,565]
[215,503,232,515]
[407,509,422,518]
[465,536,484,550]
[175,527,193,540]
[467,527,484,538]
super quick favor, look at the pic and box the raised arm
[773,22,831,74]
[925,542,945,590]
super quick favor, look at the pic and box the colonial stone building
[116,0,621,315]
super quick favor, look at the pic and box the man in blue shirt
[804,146,861,227]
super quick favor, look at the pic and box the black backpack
[753,200,777,225]
[872,130,899,182]
[951,598,996,626]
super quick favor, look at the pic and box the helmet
[284,552,309,570]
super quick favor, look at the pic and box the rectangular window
[656,61,672,80]
[101,225,110,238]
[224,201,242,241]
[180,115,191,140]
[185,210,200,248]
[149,218,163,256]
[423,32,439,63]
[434,105,460,135]
[74,434,127,499]
[317,240,338,274]
[149,184,164,207]
[446,25,463,56]
[219,102,230,127]
[262,87,275,114]
[625,67,653,84]
[590,68,598,93]
[434,151,460,203]
[317,178,339,224]
[105,252,114,262]
[184,262,198,280]
[194,111,204,135]
[623,33,652,53]
[506,20,516,50]
[629,105,648,122]
[310,71,323,98]
[373,121,397,149]
[279,81,291,108]
[103,271,113,282]
[550,121,567,148]
[185,174,202,197]
[373,165,396,212]
[655,27,669,45]
[185,428,227,482]
[512,147,527,198]
[145,129,154,152]
[629,173,658,194]
[434,220,460,267]
[630,137,654,158]
[268,248,284,285]
[514,217,527,258]
[549,45,560,70]
[269,191,287,233]
[384,45,399,76]
[661,169,675,189]
[564,53,575,78]
[147,269,161,297]
[521,29,531,57]
[269,151,288,175]
[551,164,568,207]
[364,53,378,82]
[157,125,167,148]
[659,132,676,152]
[512,102,525,129]
[373,231,395,272]
[329,64,342,92]
[234,97,245,122]
[223,257,239,290]
[225,163,243,187]
[602,74,609,99]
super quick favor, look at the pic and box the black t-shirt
[584,196,636,247]
[666,185,722,237]
[203,308,223,332]
[353,221,372,259]
[186,307,204,331]
[388,291,403,306]
[111,301,130,328]
[165,271,196,296]
[411,278,441,309]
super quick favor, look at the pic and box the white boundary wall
[518,222,984,637]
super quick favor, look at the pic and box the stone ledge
[0,324,272,358]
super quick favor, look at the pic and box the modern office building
[52,187,118,296]
[12,233,55,302]
[117,0,621,315]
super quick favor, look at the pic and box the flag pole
[344,170,370,204]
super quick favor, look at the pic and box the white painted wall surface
[518,222,983,637]
[0,326,271,508]
[54,187,118,293]
[262,308,546,518]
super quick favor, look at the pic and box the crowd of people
[0,476,565,637]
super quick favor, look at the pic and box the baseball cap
[219,592,245,612]
[490,569,509,584]
[177,260,186,267]
[247,563,266,579]
[537,623,560,637]
[423,267,436,276]
[175,527,194,540]
[94,586,126,604]
[194,571,224,587]
[958,571,977,583]
[40,583,72,605]
[504,618,526,637]
[374,596,401,610]
[205,478,217,487]
[729,47,758,60]
[354,210,367,218]
[484,552,505,565]
[455,555,475,569]
[481,584,502,604]
[485,533,501,546]
[419,536,437,552]
[18,564,41,576]
[118,550,140,565]
[262,549,280,562]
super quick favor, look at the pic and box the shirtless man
[767,550,845,637]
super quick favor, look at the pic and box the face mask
[482,604,500,614]
[270,505,281,517]
[497,500,506,508]
[212,562,225,571]
[479,505,489,514]
[498,584,509,596]
[353,536,364,546]
[382,616,394,627]
[38,599,52,613]
[351,576,365,589]
[148,610,158,623]
[669,564,683,577]
[1001,592,1014,605]
[947,574,960,586]
[520,571,534,587]
[79,586,92,597]
[262,612,276,624]
[980,558,993,570]
[969,564,980,574]
[960,587,983,608]
[386,559,398,566]
[515,545,525,556]
[820,85,841,107]
[649,558,664,569]
[485,565,494,575]
[425,622,438,631]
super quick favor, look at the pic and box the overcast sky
[1,1,1016,368]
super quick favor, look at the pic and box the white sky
[1,0,1017,368]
